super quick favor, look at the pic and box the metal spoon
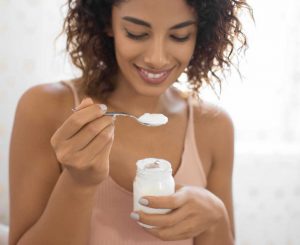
[104,112,168,127]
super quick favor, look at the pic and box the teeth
[140,68,166,79]
[147,73,165,79]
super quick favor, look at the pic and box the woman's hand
[130,185,226,241]
[50,97,115,186]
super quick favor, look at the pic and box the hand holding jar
[131,184,227,241]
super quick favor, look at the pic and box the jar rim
[136,158,172,174]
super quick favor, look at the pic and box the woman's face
[110,0,197,96]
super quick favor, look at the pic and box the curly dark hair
[62,0,252,99]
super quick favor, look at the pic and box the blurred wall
[0,0,299,244]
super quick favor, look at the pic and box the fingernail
[99,104,107,112]
[130,212,140,221]
[139,198,149,206]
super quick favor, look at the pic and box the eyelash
[125,30,190,42]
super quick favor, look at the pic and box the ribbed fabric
[62,80,207,244]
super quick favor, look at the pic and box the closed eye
[171,35,190,42]
[125,28,191,42]
[125,29,148,40]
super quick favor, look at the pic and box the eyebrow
[122,16,196,30]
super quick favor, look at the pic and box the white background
[0,0,299,244]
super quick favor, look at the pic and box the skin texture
[9,0,234,244]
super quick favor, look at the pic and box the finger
[139,189,187,209]
[52,103,107,143]
[89,130,115,169]
[145,217,197,241]
[131,205,189,228]
[63,124,114,169]
[79,123,115,161]
[65,116,114,151]
[72,97,94,112]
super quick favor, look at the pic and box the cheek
[169,36,196,66]
[172,45,195,66]
[114,35,142,63]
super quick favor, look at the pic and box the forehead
[113,0,196,26]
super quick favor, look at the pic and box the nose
[144,37,170,69]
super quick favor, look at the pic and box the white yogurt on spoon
[137,113,168,126]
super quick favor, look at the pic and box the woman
[9,0,251,244]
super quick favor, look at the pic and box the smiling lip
[135,65,173,85]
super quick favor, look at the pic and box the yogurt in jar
[133,158,175,228]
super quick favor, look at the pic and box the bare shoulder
[193,99,234,142]
[192,99,234,173]
[193,99,234,132]
[16,81,74,130]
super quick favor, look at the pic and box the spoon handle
[104,112,156,127]
[105,112,131,117]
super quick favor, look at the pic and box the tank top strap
[185,95,198,147]
[176,94,207,187]
[61,80,80,108]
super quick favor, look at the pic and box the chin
[131,84,168,97]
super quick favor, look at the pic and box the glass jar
[133,158,175,228]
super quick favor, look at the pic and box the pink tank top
[62,80,207,244]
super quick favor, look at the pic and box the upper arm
[207,108,235,236]
[9,83,68,244]
[194,103,235,238]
